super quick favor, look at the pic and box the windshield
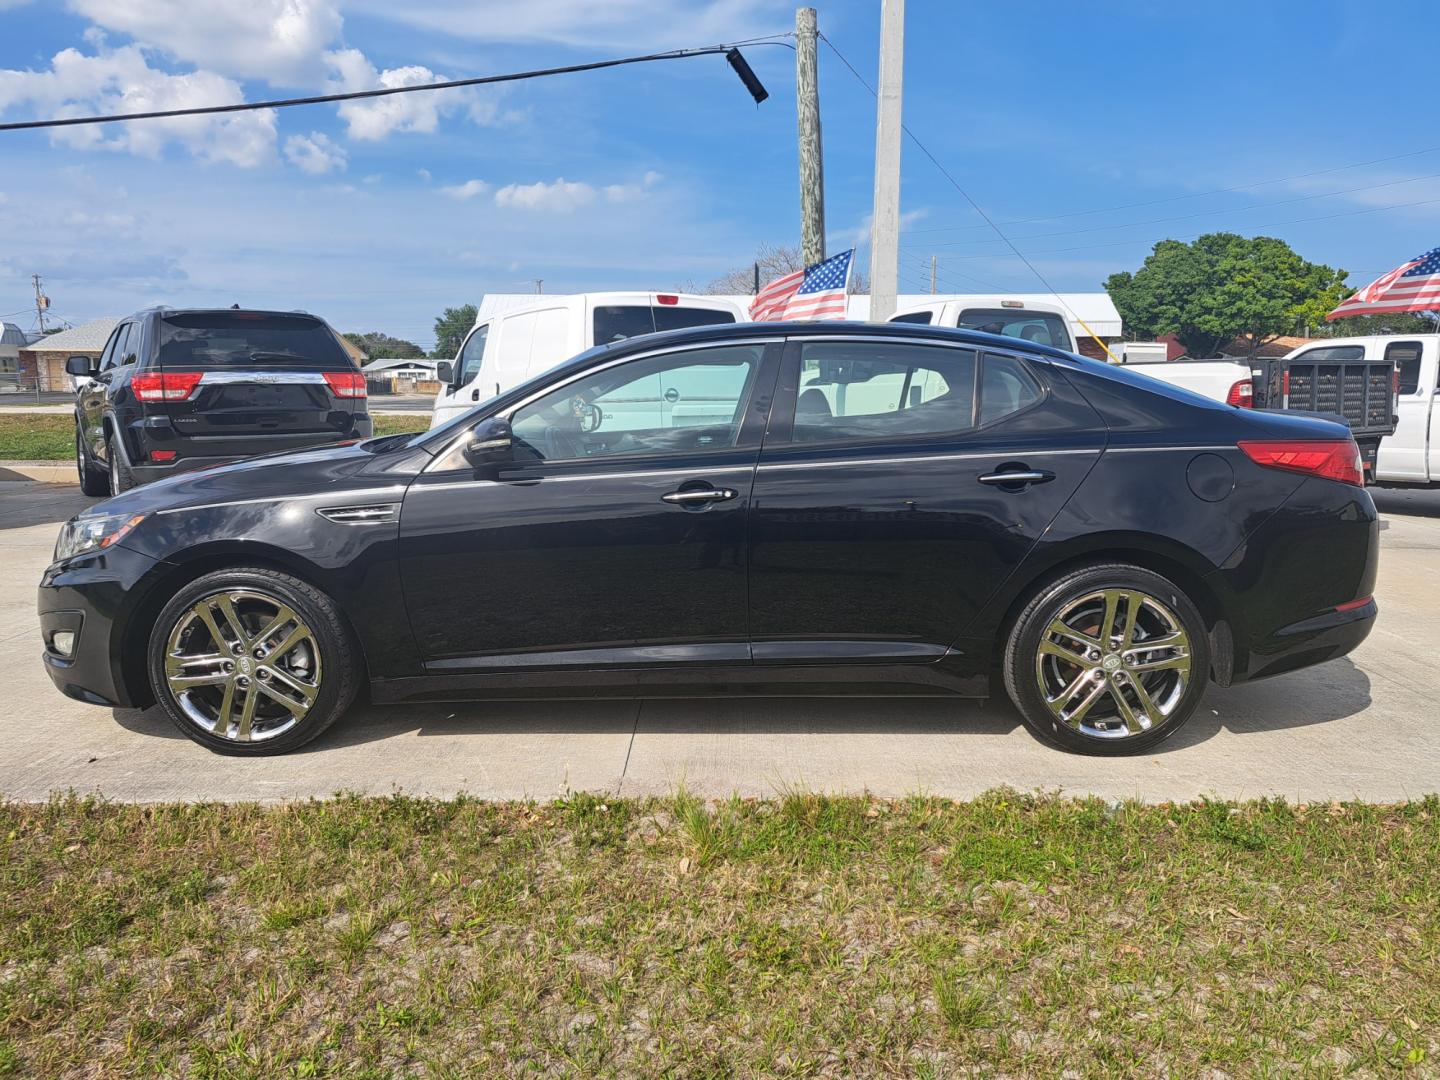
[409,342,615,450]
[592,305,736,344]
[956,308,1072,351]
[158,312,350,367]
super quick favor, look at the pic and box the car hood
[76,438,424,521]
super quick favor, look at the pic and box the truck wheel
[107,432,135,494]
[1003,563,1210,755]
[147,567,361,755]
[76,429,109,496]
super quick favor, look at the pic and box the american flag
[749,248,853,321]
[1327,246,1440,319]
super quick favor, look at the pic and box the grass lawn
[1,792,1435,1077]
[0,414,431,461]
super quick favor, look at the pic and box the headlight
[53,512,147,563]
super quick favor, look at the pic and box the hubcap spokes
[164,590,321,742]
[1035,589,1191,739]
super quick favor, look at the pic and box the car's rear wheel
[1003,564,1210,755]
[106,432,135,495]
[147,567,360,755]
[76,429,108,496]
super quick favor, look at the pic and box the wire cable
[0,37,793,132]
[820,34,1120,359]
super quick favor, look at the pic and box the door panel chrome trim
[414,464,755,493]
[757,448,1099,472]
[425,641,753,671]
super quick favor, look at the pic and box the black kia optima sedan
[39,322,1379,756]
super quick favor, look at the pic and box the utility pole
[32,273,48,333]
[867,0,905,322]
[929,255,937,294]
[532,279,544,294]
[795,7,825,268]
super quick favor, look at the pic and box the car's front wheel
[147,567,360,754]
[1003,563,1210,755]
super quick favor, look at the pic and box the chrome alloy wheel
[1034,589,1192,739]
[162,590,323,743]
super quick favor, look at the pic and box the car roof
[133,307,324,320]
[570,318,1080,367]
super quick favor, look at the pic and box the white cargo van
[887,297,1077,352]
[431,292,746,428]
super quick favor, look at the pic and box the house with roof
[16,319,118,392]
[0,322,30,390]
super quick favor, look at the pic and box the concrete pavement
[1,482,1436,804]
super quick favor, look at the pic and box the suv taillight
[323,371,367,398]
[132,371,203,402]
[1225,379,1253,408]
[1238,440,1363,486]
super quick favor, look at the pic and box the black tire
[76,428,109,496]
[107,432,135,495]
[147,567,361,755]
[1003,563,1210,755]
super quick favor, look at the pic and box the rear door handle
[661,487,737,505]
[978,469,1054,487]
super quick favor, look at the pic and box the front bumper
[38,543,163,708]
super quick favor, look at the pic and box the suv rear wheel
[76,428,108,496]
[147,567,360,755]
[1003,563,1210,755]
[106,432,135,495]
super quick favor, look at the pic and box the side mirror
[435,360,454,385]
[464,416,512,464]
[66,355,96,377]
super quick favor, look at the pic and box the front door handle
[978,469,1054,487]
[661,487,737,505]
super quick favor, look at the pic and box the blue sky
[1,0,1437,350]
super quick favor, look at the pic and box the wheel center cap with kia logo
[1102,654,1122,672]
[239,657,253,675]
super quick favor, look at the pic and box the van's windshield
[593,305,736,345]
[956,308,1071,350]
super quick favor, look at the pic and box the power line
[819,34,1118,358]
[924,168,1440,249]
[0,37,791,132]
[905,143,1440,235]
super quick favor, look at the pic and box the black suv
[69,308,372,495]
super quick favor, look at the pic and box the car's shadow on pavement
[111,657,1372,756]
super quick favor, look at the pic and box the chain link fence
[0,372,75,405]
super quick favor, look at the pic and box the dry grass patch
[1,791,1436,1076]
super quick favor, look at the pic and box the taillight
[323,371,367,398]
[1238,440,1363,486]
[132,371,203,402]
[1281,371,1290,398]
[1393,367,1400,397]
[1225,379,1253,408]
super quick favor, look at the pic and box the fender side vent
[317,503,398,524]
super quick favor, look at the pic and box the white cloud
[346,0,788,51]
[440,179,489,200]
[417,168,432,182]
[0,45,276,167]
[284,131,346,173]
[494,175,659,212]
[65,0,343,85]
[325,48,507,141]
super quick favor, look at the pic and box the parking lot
[2,481,1436,805]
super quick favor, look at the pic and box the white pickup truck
[1295,334,1439,487]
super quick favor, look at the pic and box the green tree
[431,304,478,359]
[1105,233,1350,358]
[342,331,424,360]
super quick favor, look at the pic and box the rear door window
[1386,340,1423,395]
[593,305,737,344]
[157,313,349,368]
[100,324,129,371]
[957,308,1070,349]
[791,341,978,443]
[979,353,1043,424]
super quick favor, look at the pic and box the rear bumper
[1210,476,1379,684]
[128,414,373,484]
